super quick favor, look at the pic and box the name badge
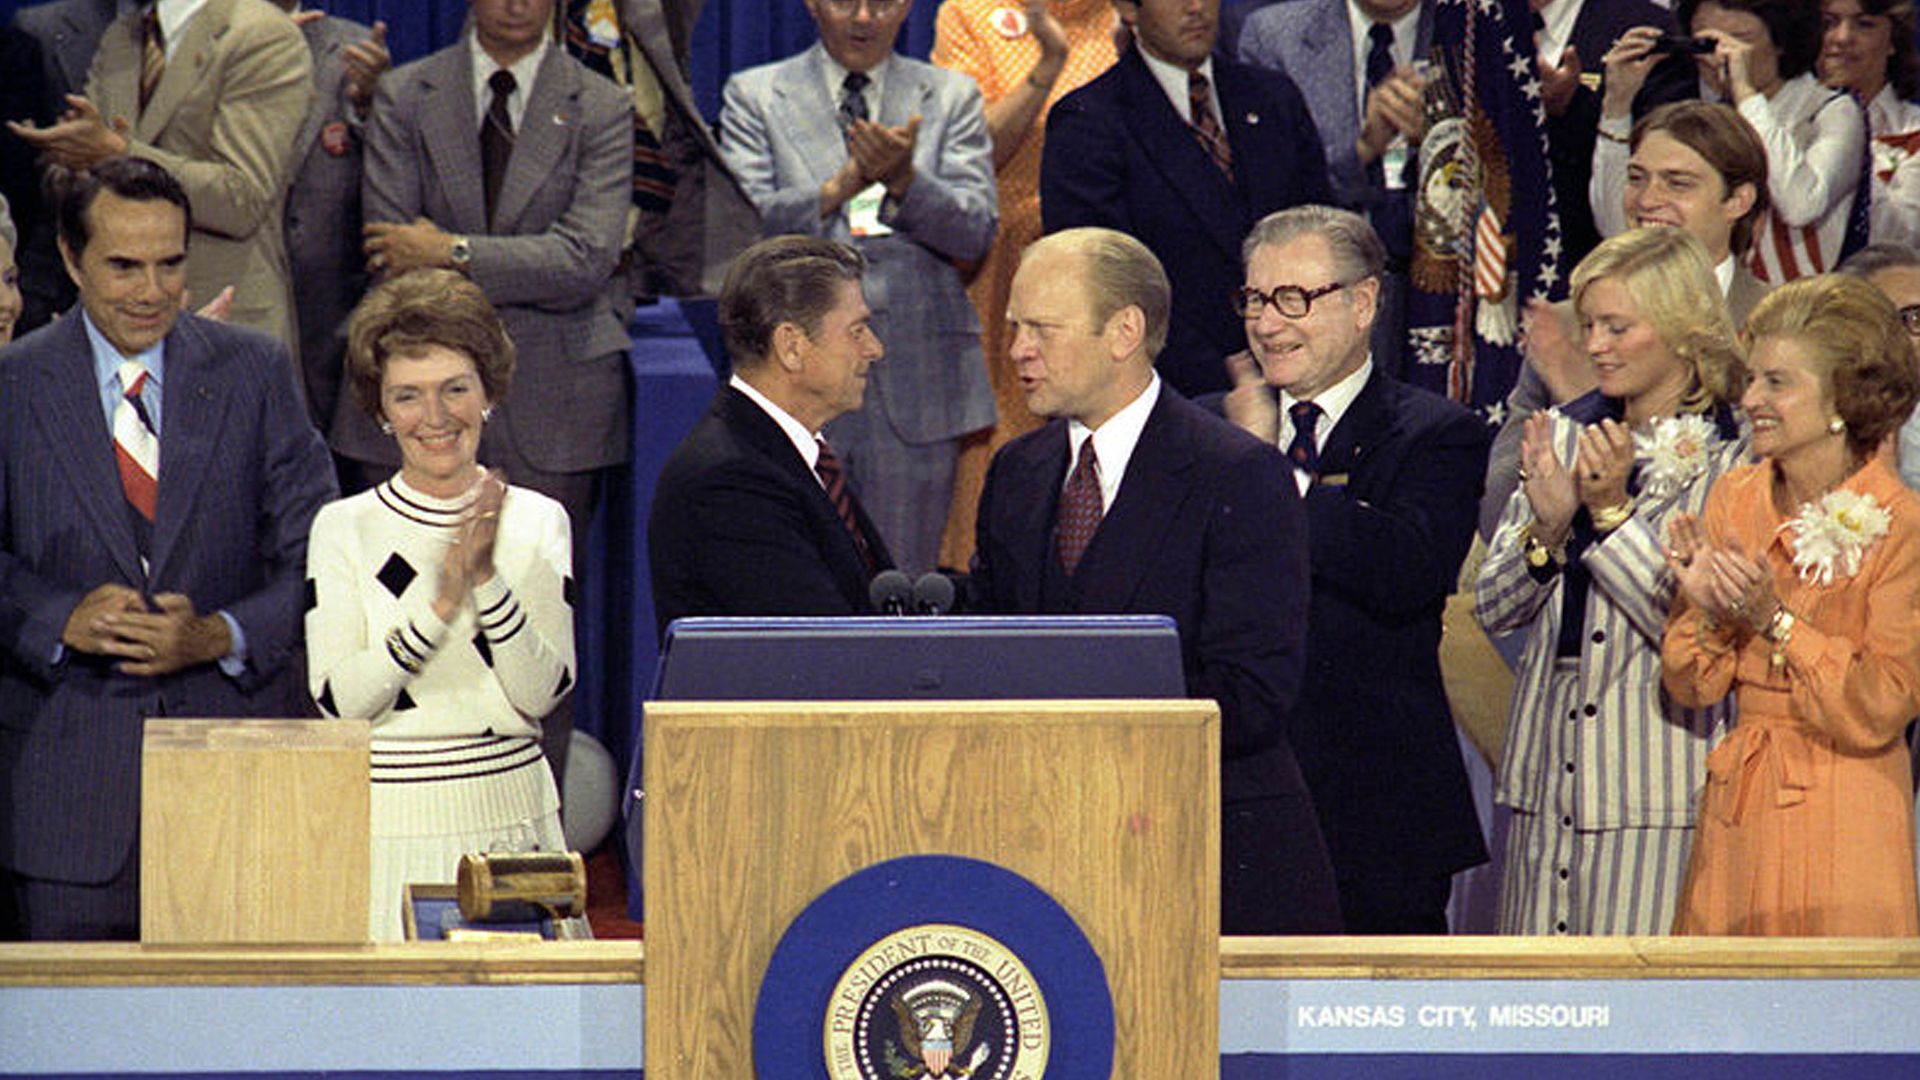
[847,183,894,238]
[1383,142,1410,192]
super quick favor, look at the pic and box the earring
[1828,417,1847,436]
[482,406,494,423]
[379,420,394,435]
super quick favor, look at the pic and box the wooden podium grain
[141,719,371,944]
[644,699,1219,1078]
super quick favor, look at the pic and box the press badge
[1383,141,1410,191]
[847,183,894,237]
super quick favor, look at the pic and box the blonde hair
[1026,227,1171,360]
[1570,227,1745,412]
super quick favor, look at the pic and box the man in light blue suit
[1239,0,1433,378]
[718,0,998,576]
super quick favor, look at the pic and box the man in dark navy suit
[0,159,336,939]
[972,226,1341,934]
[1217,205,1487,933]
[648,235,894,639]
[1040,0,1330,397]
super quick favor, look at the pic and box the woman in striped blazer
[1477,227,1749,935]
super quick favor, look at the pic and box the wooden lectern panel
[142,719,371,944]
[646,699,1219,1078]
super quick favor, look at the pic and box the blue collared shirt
[77,311,248,676]
[84,310,164,435]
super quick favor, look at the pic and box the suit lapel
[293,21,345,155]
[137,0,232,143]
[627,0,719,159]
[1119,49,1243,263]
[39,316,145,585]
[87,13,140,124]
[771,46,848,190]
[149,319,232,580]
[1315,368,1393,483]
[492,49,579,230]
[1074,390,1193,612]
[418,47,488,234]
[1011,426,1071,608]
[59,0,121,94]
[877,59,932,129]
[1298,1,1355,153]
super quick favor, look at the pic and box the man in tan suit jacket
[9,0,311,348]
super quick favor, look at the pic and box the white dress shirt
[1279,357,1372,495]
[469,32,550,132]
[1064,374,1162,513]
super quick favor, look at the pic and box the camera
[1650,34,1715,56]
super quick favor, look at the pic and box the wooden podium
[644,699,1219,1078]
[141,718,371,944]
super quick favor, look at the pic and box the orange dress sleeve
[1661,469,1746,709]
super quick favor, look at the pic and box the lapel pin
[552,112,570,127]
[989,7,1028,37]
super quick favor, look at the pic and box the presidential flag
[1405,0,1563,426]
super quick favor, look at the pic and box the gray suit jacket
[285,14,373,430]
[1238,0,1435,212]
[349,40,635,474]
[720,44,997,444]
[0,312,336,884]
[618,0,759,298]
[14,0,116,108]
[85,0,311,345]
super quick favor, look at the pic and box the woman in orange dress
[1662,273,1920,935]
[932,0,1119,566]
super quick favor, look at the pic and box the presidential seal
[754,855,1111,1078]
[824,923,1048,1080]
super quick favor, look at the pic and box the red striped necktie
[815,439,876,572]
[1189,71,1234,182]
[114,360,159,520]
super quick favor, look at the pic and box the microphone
[868,569,913,615]
[912,572,954,616]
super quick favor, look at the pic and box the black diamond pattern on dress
[394,688,417,711]
[473,632,494,668]
[563,574,576,608]
[554,667,573,697]
[304,577,317,612]
[316,680,337,718]
[376,552,417,598]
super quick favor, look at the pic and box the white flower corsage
[1783,489,1891,585]
[1633,413,1716,501]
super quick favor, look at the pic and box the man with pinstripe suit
[0,159,336,939]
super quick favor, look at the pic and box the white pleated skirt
[368,736,564,942]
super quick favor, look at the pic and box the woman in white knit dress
[307,270,574,941]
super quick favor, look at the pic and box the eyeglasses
[1232,279,1357,320]
[821,0,906,12]
[1900,304,1920,337]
